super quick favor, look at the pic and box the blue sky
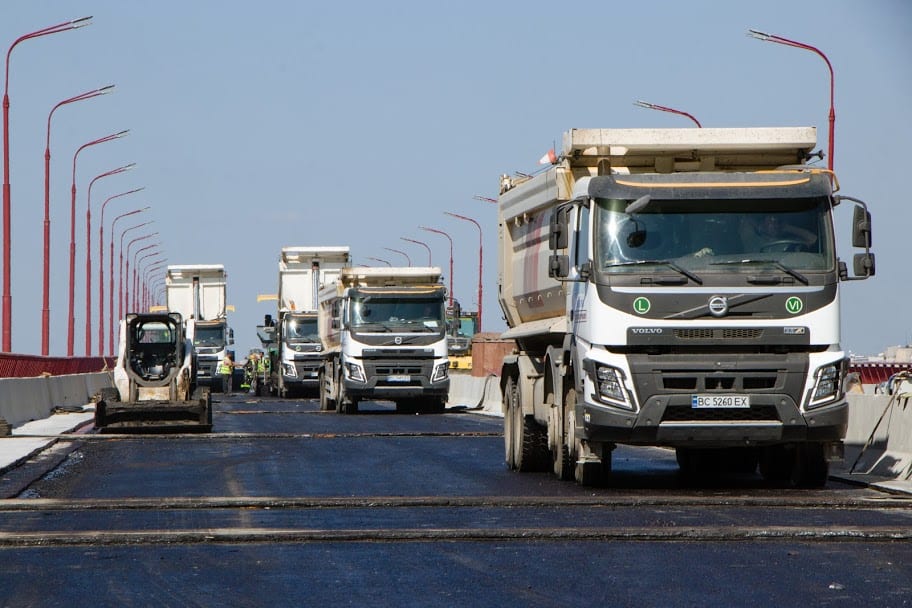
[2,1,910,357]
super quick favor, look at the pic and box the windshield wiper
[606,260,703,285]
[710,259,808,285]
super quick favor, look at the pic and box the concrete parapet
[0,372,113,428]
[844,393,912,480]
[447,373,502,415]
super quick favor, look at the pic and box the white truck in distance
[272,246,350,397]
[498,127,874,487]
[318,266,450,414]
[165,265,233,391]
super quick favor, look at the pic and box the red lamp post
[749,29,835,171]
[134,248,161,311]
[85,163,135,355]
[382,247,411,266]
[633,100,702,127]
[98,187,143,355]
[400,237,432,266]
[444,211,483,332]
[129,242,159,311]
[3,16,92,352]
[67,130,128,355]
[41,84,114,355]
[472,195,497,205]
[420,226,454,308]
[141,262,167,311]
[109,208,149,354]
[121,229,156,321]
[366,257,391,267]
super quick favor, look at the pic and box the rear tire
[552,386,574,481]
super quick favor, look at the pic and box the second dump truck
[498,127,874,487]
[165,265,233,391]
[269,246,350,397]
[318,266,450,414]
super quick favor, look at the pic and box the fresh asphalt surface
[1,392,910,607]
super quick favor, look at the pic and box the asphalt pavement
[2,403,910,496]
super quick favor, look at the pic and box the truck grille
[674,328,763,340]
[662,404,780,422]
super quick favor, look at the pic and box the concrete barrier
[0,372,113,428]
[844,393,912,480]
[447,373,502,415]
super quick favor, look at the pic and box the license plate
[691,394,750,408]
[387,375,411,383]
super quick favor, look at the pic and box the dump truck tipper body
[318,266,450,414]
[270,246,351,397]
[498,127,875,486]
[165,265,232,390]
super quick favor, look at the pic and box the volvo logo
[394,336,402,345]
[708,295,729,317]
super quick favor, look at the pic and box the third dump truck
[318,266,450,414]
[498,127,874,487]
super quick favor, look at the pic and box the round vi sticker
[633,297,651,315]
[785,296,803,314]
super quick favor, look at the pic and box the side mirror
[549,207,569,250]
[852,205,872,248]
[549,254,569,278]
[853,253,875,278]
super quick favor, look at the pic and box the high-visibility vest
[218,359,232,375]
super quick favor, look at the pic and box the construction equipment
[95,312,212,432]
[497,127,875,487]
[319,266,450,414]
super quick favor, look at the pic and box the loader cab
[125,313,184,383]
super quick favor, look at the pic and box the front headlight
[807,362,843,409]
[282,363,297,377]
[344,361,366,383]
[431,361,449,383]
[591,363,634,410]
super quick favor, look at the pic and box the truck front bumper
[578,394,848,448]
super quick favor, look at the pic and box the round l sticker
[785,296,803,314]
[633,297,651,314]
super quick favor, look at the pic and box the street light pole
[444,211,483,332]
[124,236,157,314]
[748,29,835,171]
[382,247,411,266]
[3,16,92,352]
[42,84,114,355]
[400,237,432,266]
[420,226,454,308]
[109,208,149,354]
[98,187,143,355]
[121,228,155,323]
[366,257,391,267]
[85,163,135,355]
[68,130,128,355]
[633,100,702,127]
[124,240,160,312]
[134,249,161,311]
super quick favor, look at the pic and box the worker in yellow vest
[218,352,236,393]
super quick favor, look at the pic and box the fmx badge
[633,297,651,315]
[785,296,803,315]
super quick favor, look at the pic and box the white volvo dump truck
[318,266,450,414]
[498,127,874,487]
[270,246,350,397]
[165,265,233,391]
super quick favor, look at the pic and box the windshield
[593,196,834,274]
[193,325,225,347]
[284,317,319,342]
[350,296,445,331]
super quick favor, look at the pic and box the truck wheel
[94,400,107,429]
[503,377,518,469]
[339,397,359,415]
[552,386,575,481]
[792,443,829,488]
[318,371,336,411]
